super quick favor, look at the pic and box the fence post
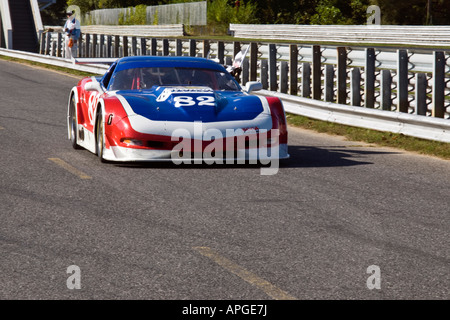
[269,44,277,92]
[415,73,428,116]
[114,35,119,57]
[289,45,298,96]
[122,36,128,57]
[218,41,225,64]
[325,64,334,102]
[312,45,321,100]
[364,48,376,108]
[337,47,347,104]
[242,59,249,86]
[203,40,210,58]
[351,67,361,107]
[381,69,392,110]
[175,39,182,56]
[56,33,62,57]
[45,32,51,55]
[280,61,289,94]
[77,33,83,57]
[85,33,90,58]
[107,35,112,57]
[189,39,196,57]
[233,42,240,60]
[132,36,138,56]
[250,42,258,81]
[151,38,157,56]
[302,63,311,98]
[432,51,445,118]
[39,32,45,55]
[99,34,105,57]
[261,59,268,90]
[397,49,409,113]
[92,34,97,58]
[139,37,146,56]
[163,39,169,56]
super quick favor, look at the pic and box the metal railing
[39,30,450,120]
[229,24,450,48]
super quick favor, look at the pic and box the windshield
[108,67,241,91]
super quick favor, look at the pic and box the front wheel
[69,95,81,149]
[96,110,106,163]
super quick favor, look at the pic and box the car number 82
[174,96,215,108]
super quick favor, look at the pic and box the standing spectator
[64,10,80,59]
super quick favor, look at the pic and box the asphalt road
[0,59,448,300]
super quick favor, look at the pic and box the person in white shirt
[63,10,81,59]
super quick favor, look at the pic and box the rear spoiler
[73,58,118,65]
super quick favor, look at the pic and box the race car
[67,55,289,163]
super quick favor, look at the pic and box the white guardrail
[229,24,450,48]
[1,47,450,143]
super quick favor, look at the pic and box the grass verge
[286,113,450,160]
[2,53,449,160]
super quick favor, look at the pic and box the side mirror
[245,81,262,93]
[84,81,103,92]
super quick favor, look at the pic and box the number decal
[174,96,196,108]
[197,96,215,106]
[173,96,215,108]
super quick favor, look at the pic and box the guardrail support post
[250,42,258,81]
[397,49,409,113]
[233,42,240,58]
[242,59,249,86]
[218,41,225,65]
[114,35,119,57]
[56,33,62,57]
[122,36,128,57]
[432,51,446,118]
[280,61,289,94]
[415,73,428,116]
[107,36,112,57]
[325,64,334,102]
[151,38,157,56]
[45,32,51,55]
[269,44,277,92]
[381,69,392,110]
[189,39,196,57]
[139,37,146,56]
[289,45,298,96]
[351,67,361,106]
[203,40,210,58]
[99,35,105,57]
[85,34,90,58]
[364,48,375,108]
[132,37,138,56]
[176,39,182,56]
[337,47,347,104]
[261,59,268,90]
[302,63,311,98]
[78,33,83,57]
[92,34,98,58]
[312,45,321,100]
[163,39,169,56]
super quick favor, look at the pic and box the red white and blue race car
[67,56,289,163]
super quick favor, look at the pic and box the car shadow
[112,145,398,169]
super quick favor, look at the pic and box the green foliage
[207,0,260,34]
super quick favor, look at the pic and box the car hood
[115,86,264,122]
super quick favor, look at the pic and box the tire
[96,109,107,163]
[69,95,81,149]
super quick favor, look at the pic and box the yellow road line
[193,246,297,300]
[49,158,92,180]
